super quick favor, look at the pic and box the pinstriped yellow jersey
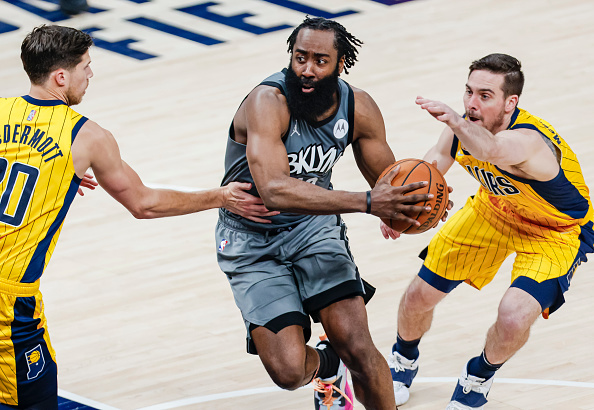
[451,107,594,247]
[0,96,85,284]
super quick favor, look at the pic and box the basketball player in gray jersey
[216,17,437,410]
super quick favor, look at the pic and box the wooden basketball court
[1,0,593,408]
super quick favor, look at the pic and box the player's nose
[301,62,314,77]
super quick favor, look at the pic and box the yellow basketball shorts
[421,196,588,315]
[0,279,57,407]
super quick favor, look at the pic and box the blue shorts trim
[418,265,463,293]
[510,276,561,314]
[511,258,578,316]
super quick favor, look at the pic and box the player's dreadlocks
[287,16,363,74]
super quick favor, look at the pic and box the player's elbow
[128,205,155,219]
[126,197,160,219]
[258,181,287,211]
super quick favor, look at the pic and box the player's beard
[285,63,339,123]
[467,106,507,134]
[65,87,83,106]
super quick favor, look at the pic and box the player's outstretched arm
[71,120,275,220]
[416,96,558,180]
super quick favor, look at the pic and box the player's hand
[428,160,454,224]
[416,96,462,127]
[380,220,401,240]
[441,185,454,222]
[371,165,432,227]
[77,173,98,196]
[223,182,280,223]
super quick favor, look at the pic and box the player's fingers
[229,181,252,192]
[380,223,390,239]
[243,215,274,224]
[395,190,432,205]
[394,204,432,221]
[391,211,422,227]
[252,209,280,217]
[398,181,428,193]
[386,226,400,239]
[379,164,401,184]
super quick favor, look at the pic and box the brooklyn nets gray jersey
[220,69,355,230]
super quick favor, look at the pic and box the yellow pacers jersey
[452,107,594,241]
[0,96,85,285]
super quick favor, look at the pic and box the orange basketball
[377,158,449,234]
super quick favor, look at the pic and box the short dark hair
[469,53,524,98]
[21,25,94,85]
[286,16,362,74]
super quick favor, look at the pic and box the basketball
[377,158,449,234]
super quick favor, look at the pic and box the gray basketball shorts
[215,213,375,354]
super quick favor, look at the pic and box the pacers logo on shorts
[25,344,45,380]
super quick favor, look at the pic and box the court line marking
[58,388,121,410]
[134,377,594,410]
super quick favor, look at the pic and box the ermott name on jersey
[465,165,520,196]
[2,124,63,162]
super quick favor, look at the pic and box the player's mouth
[301,84,315,93]
[467,114,481,123]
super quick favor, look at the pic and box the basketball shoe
[445,365,494,409]
[313,338,353,410]
[387,350,418,406]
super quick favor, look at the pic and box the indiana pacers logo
[333,119,348,139]
[25,345,45,380]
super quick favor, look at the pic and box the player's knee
[267,361,307,390]
[495,308,532,341]
[335,339,378,374]
[403,280,441,312]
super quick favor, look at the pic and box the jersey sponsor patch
[25,344,45,380]
[333,118,348,139]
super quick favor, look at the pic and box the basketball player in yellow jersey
[385,53,594,409]
[0,25,275,410]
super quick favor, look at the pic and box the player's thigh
[290,215,366,313]
[216,221,312,353]
[251,324,309,370]
[511,240,583,316]
[0,292,57,409]
[423,199,512,289]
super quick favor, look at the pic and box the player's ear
[51,68,68,87]
[505,94,518,113]
[337,56,345,75]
